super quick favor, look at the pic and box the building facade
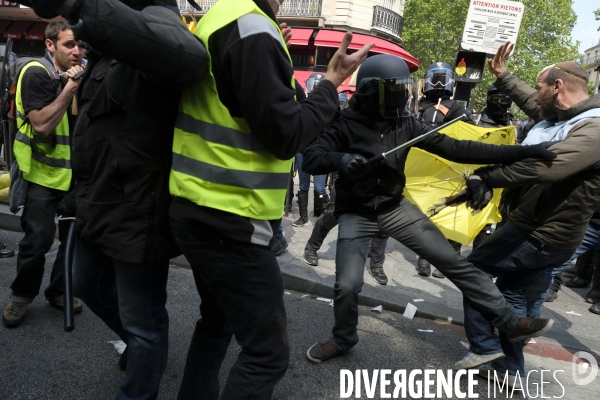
[580,39,600,94]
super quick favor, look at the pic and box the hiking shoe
[304,249,319,266]
[307,338,341,363]
[506,317,554,343]
[271,236,288,256]
[453,351,505,370]
[3,301,28,328]
[119,347,128,371]
[432,268,446,279]
[545,289,558,302]
[368,265,388,285]
[48,296,83,314]
[293,216,309,227]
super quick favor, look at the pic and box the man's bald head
[539,62,589,94]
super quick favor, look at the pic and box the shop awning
[3,21,33,39]
[289,27,313,46]
[25,22,47,40]
[0,20,12,36]
[314,29,420,71]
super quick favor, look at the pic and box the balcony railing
[177,0,217,14]
[280,0,322,17]
[371,5,403,39]
[177,0,322,17]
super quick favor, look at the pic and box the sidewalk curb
[169,256,464,327]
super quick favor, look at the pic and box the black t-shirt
[20,66,60,114]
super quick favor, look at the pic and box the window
[382,0,395,9]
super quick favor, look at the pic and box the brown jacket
[476,94,600,249]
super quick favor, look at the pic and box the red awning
[25,22,47,41]
[3,21,33,39]
[289,27,313,46]
[0,20,12,36]
[314,29,420,72]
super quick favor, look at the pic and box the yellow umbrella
[403,121,515,245]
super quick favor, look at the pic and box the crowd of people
[2,0,600,399]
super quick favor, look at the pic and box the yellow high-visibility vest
[13,60,71,191]
[170,0,295,220]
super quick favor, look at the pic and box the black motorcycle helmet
[423,62,454,97]
[355,54,416,119]
[306,72,325,94]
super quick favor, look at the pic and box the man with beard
[455,46,600,382]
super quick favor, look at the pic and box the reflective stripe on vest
[170,0,295,220]
[13,61,71,191]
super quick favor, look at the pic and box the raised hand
[280,22,292,49]
[325,32,374,88]
[488,41,514,77]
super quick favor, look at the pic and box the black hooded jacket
[302,107,538,217]
[70,0,207,263]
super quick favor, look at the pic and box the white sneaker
[453,351,505,370]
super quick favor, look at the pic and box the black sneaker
[293,216,308,227]
[417,257,431,277]
[304,249,318,266]
[506,317,554,343]
[368,265,388,285]
[306,338,341,363]
[271,237,288,256]
[586,289,600,304]
[545,289,558,302]
[589,302,600,315]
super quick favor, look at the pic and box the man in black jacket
[414,61,473,279]
[18,0,207,398]
[302,54,557,363]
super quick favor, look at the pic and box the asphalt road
[0,229,597,399]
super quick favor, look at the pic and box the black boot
[320,194,330,215]
[586,261,600,303]
[293,190,309,227]
[417,257,431,276]
[566,249,596,288]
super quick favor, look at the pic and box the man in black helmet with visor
[302,54,558,363]
[414,62,474,279]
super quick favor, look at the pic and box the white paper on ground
[316,297,334,307]
[108,340,127,354]
[284,291,291,295]
[412,299,424,302]
[417,329,433,333]
[301,294,310,298]
[371,305,383,314]
[566,311,582,316]
[403,303,417,319]
[528,338,537,344]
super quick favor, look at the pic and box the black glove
[15,0,64,19]
[338,154,371,177]
[466,175,493,213]
[518,143,557,160]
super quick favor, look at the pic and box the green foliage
[403,0,580,115]
[595,8,600,31]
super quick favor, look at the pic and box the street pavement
[1,227,599,399]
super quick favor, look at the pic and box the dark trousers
[332,198,519,352]
[306,184,389,266]
[10,182,68,303]
[72,238,170,400]
[172,219,289,400]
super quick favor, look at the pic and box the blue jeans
[465,222,574,375]
[332,198,519,352]
[72,237,169,400]
[526,221,600,317]
[296,152,327,194]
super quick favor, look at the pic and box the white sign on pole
[461,0,525,56]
